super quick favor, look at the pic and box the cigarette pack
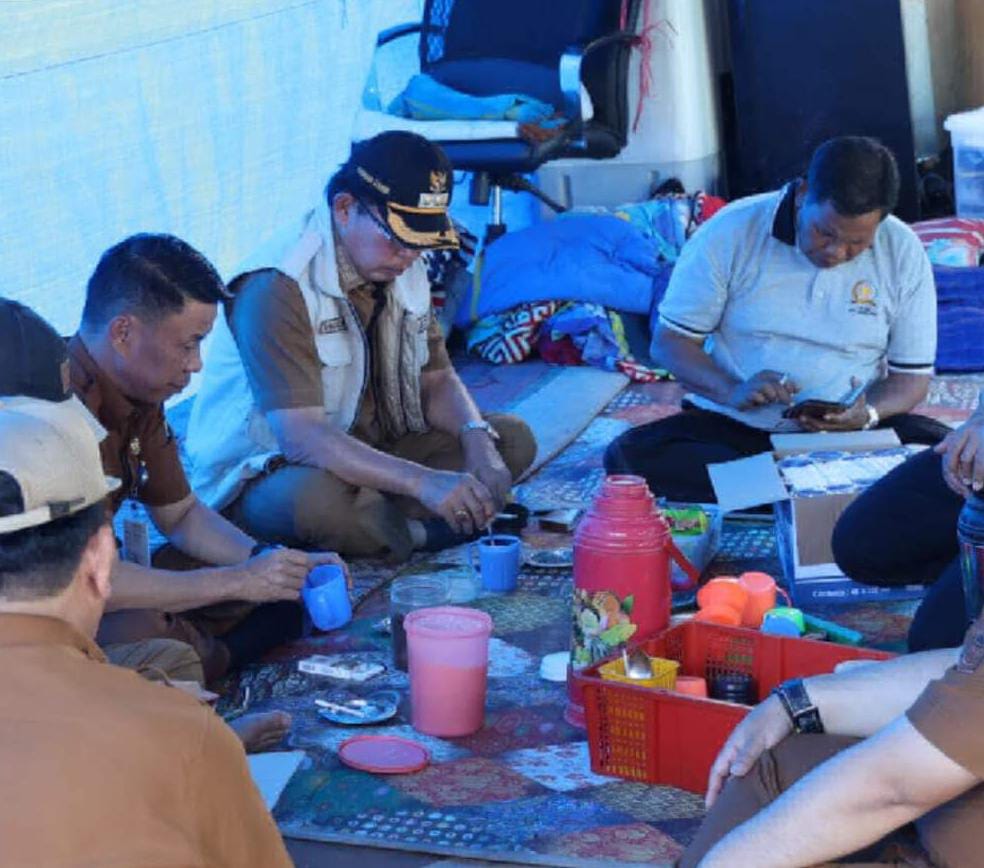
[297,655,384,681]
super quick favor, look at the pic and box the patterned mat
[221,369,981,864]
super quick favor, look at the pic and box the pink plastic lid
[337,735,430,774]
[404,606,492,639]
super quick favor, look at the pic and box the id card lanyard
[121,436,151,567]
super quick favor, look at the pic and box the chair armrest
[558,30,638,121]
[376,22,425,47]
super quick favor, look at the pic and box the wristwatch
[862,404,880,430]
[772,677,825,734]
[460,420,500,441]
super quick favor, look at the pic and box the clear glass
[389,575,450,671]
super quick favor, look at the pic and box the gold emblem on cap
[429,171,448,193]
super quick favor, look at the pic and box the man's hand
[234,548,318,603]
[797,378,869,432]
[726,370,799,410]
[462,431,513,509]
[935,412,984,497]
[308,550,352,589]
[418,469,496,535]
[705,694,793,808]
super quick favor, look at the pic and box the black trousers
[832,447,968,651]
[603,406,950,504]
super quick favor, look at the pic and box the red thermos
[566,475,697,726]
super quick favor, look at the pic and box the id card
[121,501,151,567]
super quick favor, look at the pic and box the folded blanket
[388,73,560,125]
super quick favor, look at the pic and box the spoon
[622,647,653,680]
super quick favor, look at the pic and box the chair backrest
[419,0,641,146]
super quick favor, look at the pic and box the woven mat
[229,549,703,867]
[216,371,981,863]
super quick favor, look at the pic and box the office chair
[355,0,642,243]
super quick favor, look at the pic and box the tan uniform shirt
[0,613,291,867]
[228,234,450,447]
[908,615,984,775]
[68,336,191,514]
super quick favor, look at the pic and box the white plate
[524,547,574,569]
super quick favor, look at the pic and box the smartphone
[782,380,867,419]
[538,508,582,533]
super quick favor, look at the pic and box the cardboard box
[708,430,925,605]
[665,503,723,586]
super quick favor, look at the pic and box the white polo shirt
[657,183,936,431]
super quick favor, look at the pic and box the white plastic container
[944,107,984,218]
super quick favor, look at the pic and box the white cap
[0,398,120,534]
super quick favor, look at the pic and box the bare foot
[229,711,292,753]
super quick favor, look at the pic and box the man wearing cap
[0,397,291,866]
[186,132,536,561]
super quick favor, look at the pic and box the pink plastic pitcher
[405,606,493,737]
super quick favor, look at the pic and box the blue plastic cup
[469,534,521,592]
[302,564,351,631]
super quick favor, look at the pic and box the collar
[0,613,106,663]
[771,181,799,247]
[332,226,372,294]
[67,335,141,432]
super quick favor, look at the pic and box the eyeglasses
[357,201,418,255]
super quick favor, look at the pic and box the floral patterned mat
[220,372,978,864]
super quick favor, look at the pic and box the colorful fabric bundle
[912,217,984,267]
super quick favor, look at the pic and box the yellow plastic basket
[598,655,679,690]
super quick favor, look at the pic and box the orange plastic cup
[738,572,790,629]
[674,675,708,697]
[696,577,748,618]
[694,605,742,627]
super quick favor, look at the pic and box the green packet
[663,506,708,536]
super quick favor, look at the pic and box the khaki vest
[186,199,432,510]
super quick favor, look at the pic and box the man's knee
[283,467,412,559]
[486,413,537,479]
[603,430,633,473]
[831,502,871,580]
[104,638,205,685]
[287,470,355,544]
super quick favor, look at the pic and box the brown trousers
[225,412,536,562]
[103,637,205,685]
[98,547,253,685]
[679,733,980,867]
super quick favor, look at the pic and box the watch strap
[460,420,500,441]
[772,677,824,734]
[863,404,880,430]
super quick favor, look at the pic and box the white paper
[247,750,305,811]
[707,452,790,512]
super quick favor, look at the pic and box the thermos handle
[666,538,701,591]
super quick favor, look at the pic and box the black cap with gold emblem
[345,131,459,251]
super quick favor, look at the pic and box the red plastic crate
[575,621,892,793]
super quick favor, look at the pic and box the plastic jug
[567,475,697,725]
[405,606,493,737]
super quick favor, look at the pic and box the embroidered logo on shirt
[957,617,984,672]
[317,317,347,335]
[849,281,878,316]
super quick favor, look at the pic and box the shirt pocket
[413,314,431,369]
[314,334,352,413]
